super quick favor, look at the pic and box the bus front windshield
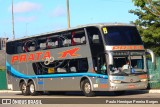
[110,56,145,75]
[103,26,143,45]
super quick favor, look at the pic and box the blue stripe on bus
[38,81,44,85]
[6,62,108,79]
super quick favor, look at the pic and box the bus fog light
[93,84,98,88]
[111,86,115,89]
[111,80,121,84]
[110,86,118,89]
[141,79,147,82]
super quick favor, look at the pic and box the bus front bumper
[108,82,148,91]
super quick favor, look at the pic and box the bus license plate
[128,85,135,88]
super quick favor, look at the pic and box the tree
[129,0,160,56]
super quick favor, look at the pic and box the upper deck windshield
[103,26,143,45]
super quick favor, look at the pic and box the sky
[0,0,138,39]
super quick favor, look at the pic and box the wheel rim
[30,84,35,93]
[22,83,26,93]
[84,83,91,93]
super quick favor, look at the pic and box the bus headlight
[141,79,148,82]
[111,80,122,84]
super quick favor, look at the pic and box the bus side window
[81,36,86,44]
[72,29,86,45]
[93,58,98,72]
[46,37,58,49]
[38,36,59,49]
[70,66,76,72]
[78,59,88,72]
[68,59,77,72]
[7,42,16,54]
[87,27,102,45]
[17,44,24,53]
[97,56,107,74]
[54,40,58,47]
[58,29,86,47]
[68,58,88,73]
[57,68,67,73]
[92,34,100,43]
[40,43,46,50]
[73,37,81,45]
[59,31,71,47]
[63,39,71,46]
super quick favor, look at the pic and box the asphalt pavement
[0,89,160,94]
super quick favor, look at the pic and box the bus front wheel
[20,81,29,96]
[81,79,95,97]
[28,81,37,96]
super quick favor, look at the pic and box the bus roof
[7,23,135,42]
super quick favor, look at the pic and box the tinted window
[6,42,16,54]
[103,26,143,45]
[32,58,88,75]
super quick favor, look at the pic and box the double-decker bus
[6,23,155,96]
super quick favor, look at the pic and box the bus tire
[81,79,95,97]
[28,81,37,96]
[114,91,125,96]
[20,81,30,96]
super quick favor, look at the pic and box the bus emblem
[130,79,133,82]
[58,47,80,59]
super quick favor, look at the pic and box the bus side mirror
[146,49,156,69]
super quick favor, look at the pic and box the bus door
[86,27,106,73]
[96,53,108,74]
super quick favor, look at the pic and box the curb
[128,89,160,93]
[148,89,160,93]
[0,90,21,93]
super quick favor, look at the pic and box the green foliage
[130,0,160,56]
[132,0,146,7]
